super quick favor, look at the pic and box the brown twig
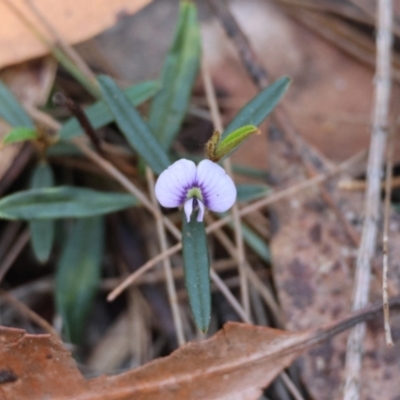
[0,229,30,283]
[0,290,60,339]
[381,119,397,347]
[52,92,105,156]
[343,1,393,399]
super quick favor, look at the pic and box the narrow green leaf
[98,75,170,174]
[236,184,270,203]
[0,186,137,220]
[149,1,201,149]
[0,79,34,128]
[223,77,291,138]
[219,211,271,263]
[239,223,270,263]
[59,80,160,140]
[29,163,55,263]
[56,217,104,344]
[2,127,38,145]
[182,211,211,332]
[214,125,259,161]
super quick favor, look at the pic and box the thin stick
[0,290,59,339]
[52,93,104,156]
[381,119,398,347]
[338,176,400,191]
[205,214,283,325]
[108,151,366,299]
[0,229,30,283]
[23,0,99,88]
[201,57,251,317]
[146,168,185,346]
[343,1,393,399]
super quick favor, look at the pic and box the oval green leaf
[29,162,55,263]
[3,127,38,145]
[214,125,259,161]
[59,80,160,140]
[223,77,291,138]
[0,186,137,220]
[98,75,170,175]
[149,1,201,149]
[182,211,211,333]
[56,217,104,344]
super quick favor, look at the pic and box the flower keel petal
[184,198,194,222]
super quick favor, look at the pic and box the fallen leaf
[0,0,151,69]
[0,300,397,400]
[267,111,400,399]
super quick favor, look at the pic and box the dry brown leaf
[0,0,151,69]
[267,112,400,400]
[0,302,396,400]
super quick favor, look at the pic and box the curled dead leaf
[0,299,398,400]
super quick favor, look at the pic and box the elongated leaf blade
[2,127,37,145]
[240,223,270,263]
[59,80,160,140]
[149,1,201,149]
[98,75,170,174]
[223,77,291,138]
[0,186,137,220]
[29,163,55,263]
[56,217,104,344]
[236,184,270,203]
[182,211,211,332]
[0,80,34,128]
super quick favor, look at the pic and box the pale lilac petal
[196,200,205,222]
[155,159,196,208]
[184,198,194,222]
[196,160,236,212]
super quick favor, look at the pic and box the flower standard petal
[155,159,197,208]
[196,160,236,212]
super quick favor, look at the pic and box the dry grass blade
[146,168,185,346]
[0,228,30,283]
[201,57,251,317]
[343,1,393,399]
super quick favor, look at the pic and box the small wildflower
[155,159,236,222]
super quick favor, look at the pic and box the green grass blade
[59,80,160,140]
[182,211,211,332]
[0,80,34,128]
[149,1,201,149]
[29,162,55,263]
[0,186,137,220]
[56,217,104,344]
[240,223,270,263]
[98,75,170,174]
[223,77,291,138]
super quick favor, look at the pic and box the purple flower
[155,159,236,222]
